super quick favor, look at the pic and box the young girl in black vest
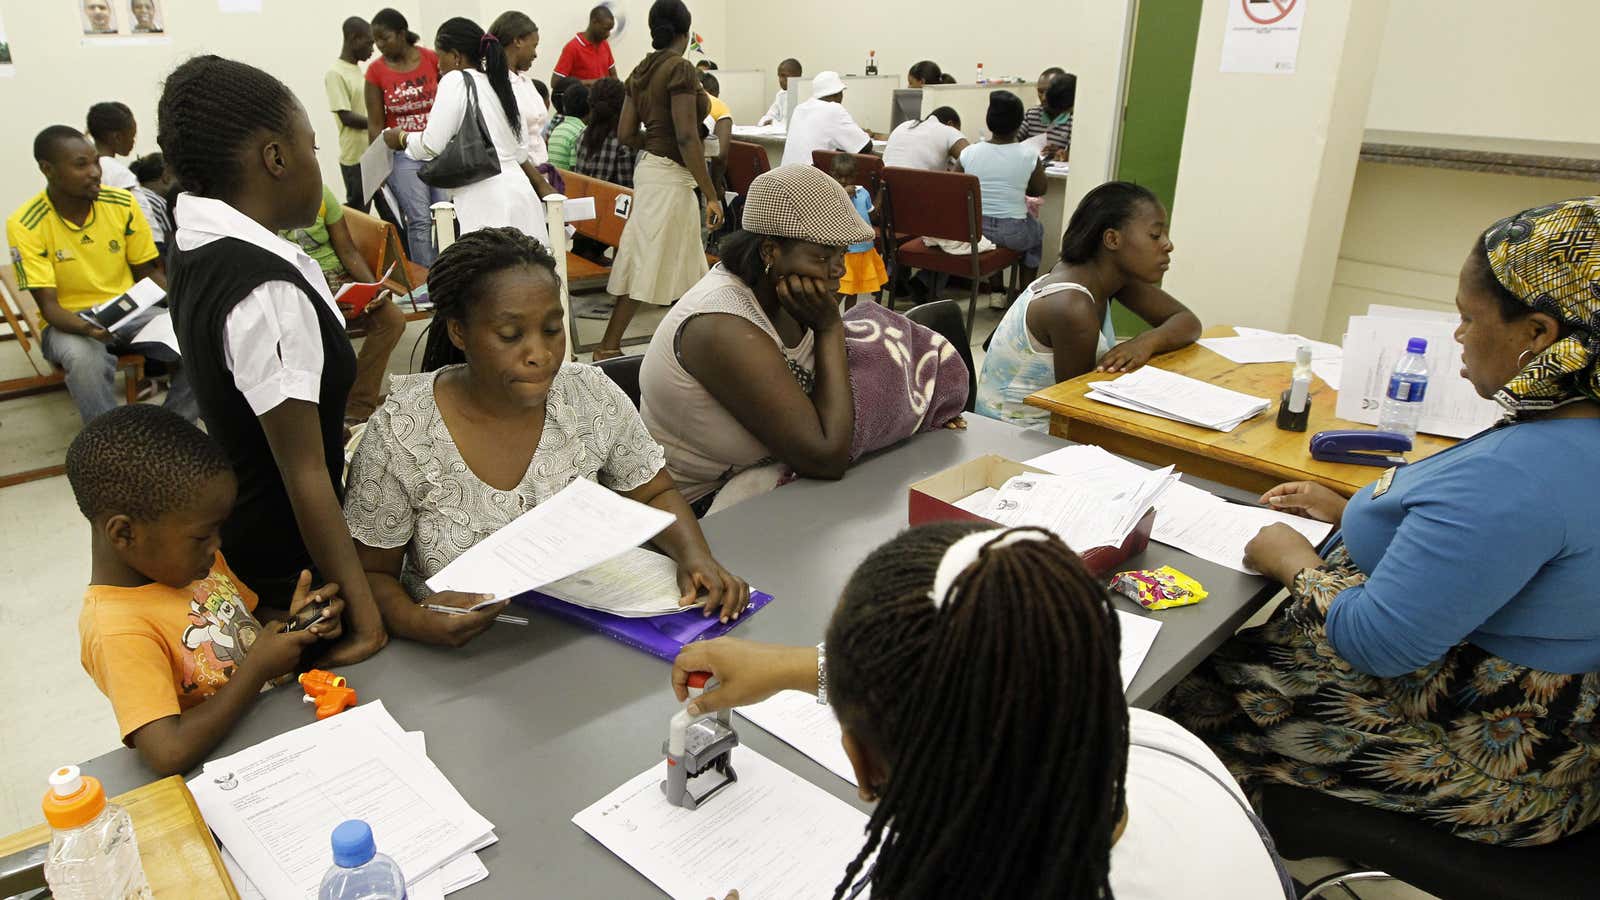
[157,56,386,663]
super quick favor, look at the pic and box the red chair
[880,166,1021,335]
[726,141,771,197]
[810,150,884,198]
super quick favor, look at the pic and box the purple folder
[513,589,775,662]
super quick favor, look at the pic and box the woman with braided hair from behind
[382,16,555,243]
[341,227,749,648]
[673,523,1291,899]
[158,56,387,664]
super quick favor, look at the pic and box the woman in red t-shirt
[363,8,444,266]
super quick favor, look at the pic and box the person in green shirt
[546,82,589,170]
[279,184,406,425]
[326,18,376,209]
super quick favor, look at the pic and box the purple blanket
[843,303,969,460]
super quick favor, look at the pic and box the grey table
[81,415,1275,897]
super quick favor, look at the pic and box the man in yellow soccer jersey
[7,126,196,424]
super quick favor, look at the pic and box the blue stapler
[1309,430,1411,467]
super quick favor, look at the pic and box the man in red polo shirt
[553,5,618,99]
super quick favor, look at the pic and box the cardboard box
[908,454,1155,577]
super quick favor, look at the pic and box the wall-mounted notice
[1220,0,1305,75]
[79,0,171,46]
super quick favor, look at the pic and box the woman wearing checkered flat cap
[639,165,875,515]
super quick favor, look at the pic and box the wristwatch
[815,641,828,706]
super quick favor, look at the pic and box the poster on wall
[79,0,170,45]
[0,7,14,77]
[1220,0,1305,74]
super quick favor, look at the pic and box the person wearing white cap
[639,165,876,514]
[779,71,872,167]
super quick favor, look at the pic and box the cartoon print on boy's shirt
[179,569,262,696]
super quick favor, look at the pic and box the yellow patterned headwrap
[1482,196,1600,415]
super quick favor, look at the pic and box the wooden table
[1024,326,1457,497]
[0,776,238,899]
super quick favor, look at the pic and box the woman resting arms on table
[677,523,1290,900]
[975,181,1201,430]
[1165,197,1600,847]
[342,228,748,647]
[638,165,875,514]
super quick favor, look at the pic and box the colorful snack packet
[1110,566,1207,611]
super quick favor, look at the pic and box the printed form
[427,476,676,598]
[190,702,495,899]
[539,547,692,617]
[573,748,870,900]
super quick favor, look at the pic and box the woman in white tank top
[976,181,1202,429]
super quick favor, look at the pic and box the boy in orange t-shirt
[69,405,347,775]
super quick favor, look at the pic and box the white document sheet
[1149,482,1332,574]
[1199,329,1341,365]
[537,546,688,618]
[128,310,180,356]
[1335,311,1500,439]
[950,486,999,515]
[982,467,1177,553]
[191,702,495,900]
[1311,357,1343,389]
[426,476,675,598]
[1022,445,1332,574]
[1116,610,1162,689]
[573,748,871,900]
[737,691,857,786]
[1089,366,1270,432]
[360,136,394,204]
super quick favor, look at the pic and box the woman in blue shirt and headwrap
[1166,197,1600,847]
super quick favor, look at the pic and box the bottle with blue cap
[1376,337,1430,441]
[319,819,406,899]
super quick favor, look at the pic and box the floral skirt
[1161,545,1600,847]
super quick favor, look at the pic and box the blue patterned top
[975,279,1115,429]
[846,187,874,254]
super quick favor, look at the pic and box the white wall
[1163,0,1389,336]
[1365,0,1600,145]
[0,0,725,212]
[1324,164,1599,341]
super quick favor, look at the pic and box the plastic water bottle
[319,820,407,899]
[976,62,986,84]
[1377,337,1429,441]
[41,765,151,899]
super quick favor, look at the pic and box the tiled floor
[0,293,1435,899]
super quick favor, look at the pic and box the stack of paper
[981,464,1178,552]
[190,701,494,899]
[1335,305,1501,439]
[1198,327,1341,364]
[537,547,693,618]
[1087,365,1270,432]
[573,748,870,900]
[1023,445,1333,574]
[426,477,676,599]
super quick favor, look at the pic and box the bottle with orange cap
[41,765,151,899]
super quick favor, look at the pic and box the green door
[1112,0,1203,338]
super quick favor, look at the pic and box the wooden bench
[557,169,633,291]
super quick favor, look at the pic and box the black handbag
[417,72,501,189]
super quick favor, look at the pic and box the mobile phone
[285,598,332,633]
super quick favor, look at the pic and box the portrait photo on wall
[80,0,119,34]
[128,0,163,33]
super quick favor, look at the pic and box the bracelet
[815,641,828,706]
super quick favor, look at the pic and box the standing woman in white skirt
[383,17,554,242]
[593,0,721,360]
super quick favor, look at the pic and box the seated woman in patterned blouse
[343,227,749,647]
